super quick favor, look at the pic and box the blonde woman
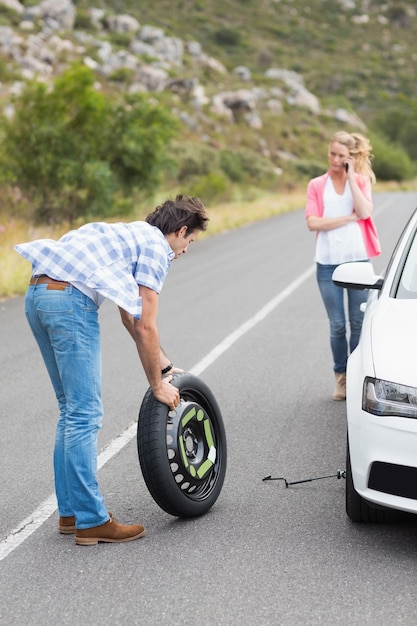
[305,131,380,401]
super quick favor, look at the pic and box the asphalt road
[1,191,417,625]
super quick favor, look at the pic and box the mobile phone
[344,162,349,172]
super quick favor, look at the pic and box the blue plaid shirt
[15,221,175,318]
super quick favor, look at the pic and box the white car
[333,209,417,522]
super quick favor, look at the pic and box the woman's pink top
[305,172,381,258]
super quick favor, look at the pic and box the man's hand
[153,376,180,410]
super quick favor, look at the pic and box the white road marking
[0,264,315,562]
[190,265,315,376]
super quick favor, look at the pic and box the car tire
[346,439,401,523]
[137,372,227,517]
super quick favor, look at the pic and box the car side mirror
[332,262,384,290]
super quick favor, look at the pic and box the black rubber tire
[137,372,227,517]
[346,438,401,523]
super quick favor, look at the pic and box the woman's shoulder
[308,172,329,189]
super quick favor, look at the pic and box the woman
[305,131,380,401]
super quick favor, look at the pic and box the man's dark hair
[145,194,209,235]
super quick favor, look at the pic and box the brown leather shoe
[75,517,146,546]
[59,516,76,534]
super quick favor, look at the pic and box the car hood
[370,296,417,386]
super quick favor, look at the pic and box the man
[15,194,209,546]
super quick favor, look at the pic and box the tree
[372,98,417,164]
[0,64,178,224]
[106,93,179,195]
[370,133,416,182]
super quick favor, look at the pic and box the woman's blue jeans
[316,263,368,374]
[25,282,109,529]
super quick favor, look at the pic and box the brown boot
[333,372,346,401]
[59,512,114,534]
[59,516,76,534]
[75,516,146,546]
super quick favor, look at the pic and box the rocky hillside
[0,0,416,186]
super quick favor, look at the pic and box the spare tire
[137,372,227,517]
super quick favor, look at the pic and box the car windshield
[396,228,417,299]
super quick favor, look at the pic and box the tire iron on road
[262,469,346,488]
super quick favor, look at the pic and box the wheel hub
[167,400,217,488]
[184,428,198,457]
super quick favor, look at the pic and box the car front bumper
[348,414,417,514]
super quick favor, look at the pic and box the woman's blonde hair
[330,131,376,183]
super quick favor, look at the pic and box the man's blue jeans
[316,263,368,374]
[25,282,109,529]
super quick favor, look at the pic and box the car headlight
[363,377,417,418]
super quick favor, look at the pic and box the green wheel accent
[204,418,215,448]
[178,435,189,468]
[197,458,214,479]
[197,409,204,421]
[181,406,196,427]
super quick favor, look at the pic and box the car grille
[368,462,417,500]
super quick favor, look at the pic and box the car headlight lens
[363,377,417,418]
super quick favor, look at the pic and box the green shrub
[219,150,244,182]
[188,171,229,204]
[398,119,417,161]
[0,5,21,27]
[371,134,416,182]
[292,160,327,180]
[0,64,179,224]
[174,143,221,181]
[372,103,417,161]
[74,9,95,31]
[108,67,135,84]
[231,149,277,185]
[107,31,135,49]
[0,56,19,82]
[213,27,241,47]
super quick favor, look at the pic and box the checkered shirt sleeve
[15,221,174,318]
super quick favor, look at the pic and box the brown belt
[29,275,71,290]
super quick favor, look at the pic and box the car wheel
[137,372,227,517]
[346,439,401,523]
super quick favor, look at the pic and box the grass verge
[0,190,306,300]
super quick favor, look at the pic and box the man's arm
[118,286,180,409]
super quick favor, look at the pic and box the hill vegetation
[0,0,416,226]
[1,0,417,297]
[72,0,417,178]
[92,0,416,118]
